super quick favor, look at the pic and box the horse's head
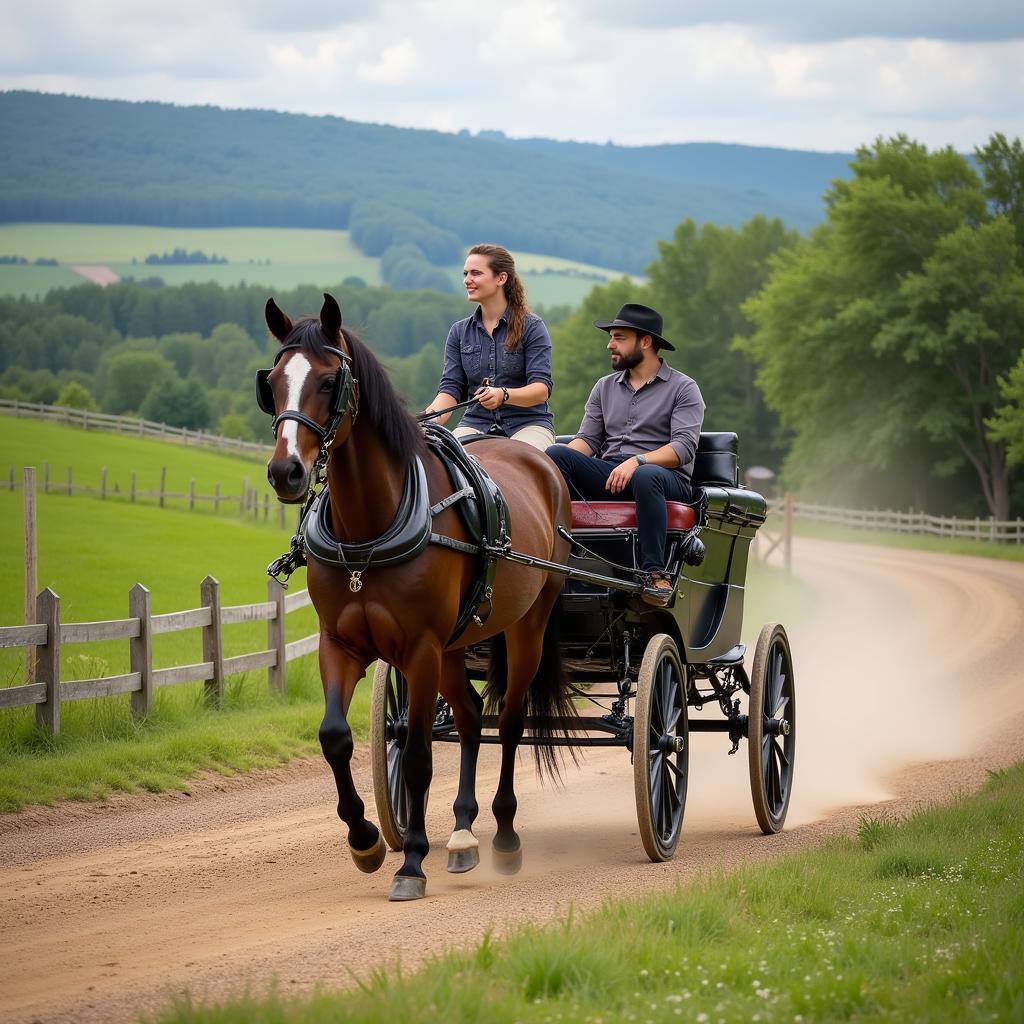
[256,293,357,503]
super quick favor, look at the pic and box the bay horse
[259,294,574,901]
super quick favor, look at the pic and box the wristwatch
[635,454,647,466]
[500,387,510,405]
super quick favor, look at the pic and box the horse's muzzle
[267,456,310,503]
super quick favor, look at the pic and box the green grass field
[0,223,629,306]
[154,763,1024,1023]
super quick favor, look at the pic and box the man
[546,303,705,607]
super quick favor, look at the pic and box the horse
[258,293,574,901]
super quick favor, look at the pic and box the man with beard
[546,303,705,607]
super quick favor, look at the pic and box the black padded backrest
[694,431,738,487]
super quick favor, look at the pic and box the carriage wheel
[748,623,796,835]
[633,634,689,862]
[370,661,410,852]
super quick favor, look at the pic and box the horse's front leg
[318,638,385,873]
[390,641,443,901]
[441,651,483,874]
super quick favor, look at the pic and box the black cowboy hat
[593,303,675,351]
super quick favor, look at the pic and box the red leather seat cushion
[570,501,696,531]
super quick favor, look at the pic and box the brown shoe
[642,571,674,607]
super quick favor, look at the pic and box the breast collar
[302,456,433,587]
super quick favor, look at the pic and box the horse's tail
[483,607,578,782]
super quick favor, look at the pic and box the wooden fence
[1,399,270,457]
[786,499,1024,543]
[0,578,318,735]
[6,461,287,526]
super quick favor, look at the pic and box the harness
[265,419,511,646]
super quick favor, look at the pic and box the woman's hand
[474,385,507,410]
[423,404,452,425]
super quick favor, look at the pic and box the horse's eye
[320,376,336,393]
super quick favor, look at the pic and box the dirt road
[2,538,1022,1023]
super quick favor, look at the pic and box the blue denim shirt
[437,307,554,433]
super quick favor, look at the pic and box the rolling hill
[0,91,849,274]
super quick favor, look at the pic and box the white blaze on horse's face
[282,353,313,458]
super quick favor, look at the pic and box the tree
[56,380,97,411]
[745,134,1023,516]
[100,350,175,414]
[139,376,212,430]
[989,351,1024,468]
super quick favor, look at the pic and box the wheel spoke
[769,741,783,813]
[650,754,664,821]
[771,694,789,720]
[665,703,682,734]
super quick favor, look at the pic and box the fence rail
[784,499,1024,543]
[1,399,270,457]
[0,577,317,735]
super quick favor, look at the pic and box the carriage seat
[570,501,696,531]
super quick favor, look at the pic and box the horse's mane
[284,317,427,462]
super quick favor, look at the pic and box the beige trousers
[453,423,556,452]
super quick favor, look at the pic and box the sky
[1,0,1022,152]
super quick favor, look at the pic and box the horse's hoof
[350,833,386,874]
[447,847,480,873]
[493,845,523,875]
[389,874,427,901]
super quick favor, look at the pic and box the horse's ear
[266,298,293,343]
[320,293,343,342]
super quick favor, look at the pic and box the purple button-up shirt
[575,360,705,482]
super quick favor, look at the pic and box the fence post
[35,588,61,735]
[101,466,107,500]
[129,584,152,719]
[7,464,12,491]
[201,575,224,708]
[159,466,167,509]
[44,461,49,493]
[189,478,196,512]
[214,482,221,514]
[267,578,287,695]
[66,465,72,496]
[278,503,285,530]
[241,478,248,517]
[263,494,269,522]
[130,471,136,503]
[24,467,37,685]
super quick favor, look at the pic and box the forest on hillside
[0,92,831,275]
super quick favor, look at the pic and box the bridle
[255,342,359,457]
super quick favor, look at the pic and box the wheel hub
[657,734,684,754]
[765,718,790,737]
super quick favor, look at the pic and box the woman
[424,244,555,450]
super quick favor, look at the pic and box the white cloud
[0,0,1021,151]
[355,39,420,86]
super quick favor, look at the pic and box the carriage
[369,429,796,863]
[258,294,795,900]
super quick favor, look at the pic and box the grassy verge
[792,518,1024,563]
[155,762,1024,1024]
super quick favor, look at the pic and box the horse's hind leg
[318,645,386,873]
[441,651,483,873]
